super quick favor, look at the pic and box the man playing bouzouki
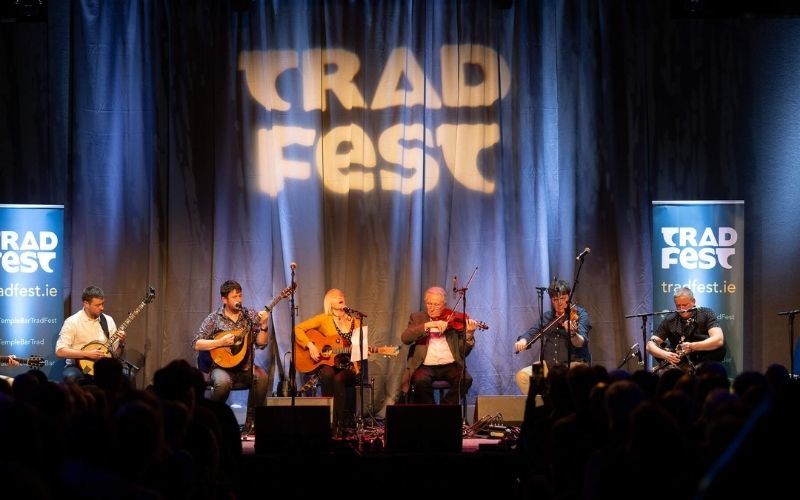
[192,280,270,436]
[56,285,127,383]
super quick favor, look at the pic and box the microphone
[575,247,591,261]
[234,301,243,311]
[452,276,458,293]
[342,306,367,318]
[676,306,697,314]
[290,262,297,270]
[618,342,641,369]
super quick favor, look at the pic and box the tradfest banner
[0,204,63,379]
[652,201,744,376]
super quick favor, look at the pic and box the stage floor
[239,418,511,455]
[236,427,519,498]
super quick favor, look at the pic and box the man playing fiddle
[401,286,478,404]
[514,279,592,395]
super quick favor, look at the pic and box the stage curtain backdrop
[6,0,797,407]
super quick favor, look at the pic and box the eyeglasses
[425,302,445,307]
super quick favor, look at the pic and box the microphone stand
[349,311,368,438]
[778,308,799,377]
[624,309,672,370]
[289,266,297,406]
[566,255,588,366]
[453,266,478,425]
[119,358,141,389]
[535,287,547,365]
[237,303,257,439]
[616,344,640,369]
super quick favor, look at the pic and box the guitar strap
[99,314,110,338]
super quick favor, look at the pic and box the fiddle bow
[517,303,580,353]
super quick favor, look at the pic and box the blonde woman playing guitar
[294,288,363,433]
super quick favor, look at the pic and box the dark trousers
[410,362,471,405]
[209,366,269,426]
[317,365,356,427]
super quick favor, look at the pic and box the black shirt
[652,307,725,364]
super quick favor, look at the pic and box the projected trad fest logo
[239,45,511,196]
[660,226,737,270]
[0,230,58,274]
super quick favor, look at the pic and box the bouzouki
[294,328,399,374]
[78,286,155,376]
[0,354,45,368]
[208,287,293,369]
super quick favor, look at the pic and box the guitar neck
[117,300,149,332]
[108,300,149,345]
[331,346,376,355]
[264,297,282,312]
[1,356,32,366]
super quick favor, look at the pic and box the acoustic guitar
[208,287,293,368]
[0,354,45,368]
[294,328,399,374]
[78,286,155,376]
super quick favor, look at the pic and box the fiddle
[439,308,489,331]
[551,302,580,325]
[517,303,580,353]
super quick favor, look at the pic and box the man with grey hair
[401,286,479,404]
[647,287,725,372]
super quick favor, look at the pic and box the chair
[197,352,250,426]
[409,379,452,403]
[432,380,452,404]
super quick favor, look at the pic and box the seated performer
[514,279,591,395]
[294,288,360,432]
[55,285,127,383]
[192,280,270,435]
[401,286,478,405]
[647,286,725,373]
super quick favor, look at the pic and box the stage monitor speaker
[265,396,334,424]
[385,404,462,453]
[254,405,331,455]
[475,395,528,426]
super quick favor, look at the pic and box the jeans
[209,365,269,425]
